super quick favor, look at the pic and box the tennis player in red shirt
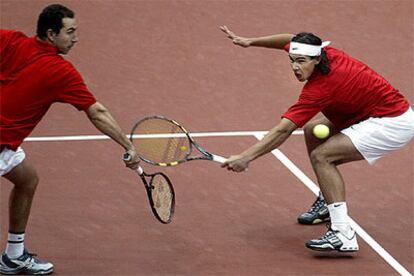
[0,4,140,274]
[220,26,414,253]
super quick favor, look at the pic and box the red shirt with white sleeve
[282,44,410,129]
[0,30,96,150]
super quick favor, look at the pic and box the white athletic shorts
[341,107,414,165]
[0,147,26,176]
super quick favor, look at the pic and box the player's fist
[123,149,140,170]
[221,154,250,172]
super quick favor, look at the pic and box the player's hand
[220,25,251,48]
[221,154,250,172]
[123,149,140,170]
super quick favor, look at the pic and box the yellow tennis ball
[180,146,188,151]
[313,124,330,139]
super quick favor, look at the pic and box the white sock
[327,202,352,234]
[5,232,25,259]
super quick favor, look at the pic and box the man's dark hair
[36,4,75,39]
[292,32,331,75]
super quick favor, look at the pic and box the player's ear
[314,56,321,65]
[46,29,56,42]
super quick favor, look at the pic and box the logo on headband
[289,41,331,56]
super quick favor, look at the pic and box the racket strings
[151,174,174,222]
[134,119,190,164]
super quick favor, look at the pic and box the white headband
[289,41,331,56]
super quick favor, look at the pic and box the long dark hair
[291,32,330,75]
[37,4,75,39]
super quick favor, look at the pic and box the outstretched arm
[85,102,140,169]
[222,118,297,172]
[220,25,294,49]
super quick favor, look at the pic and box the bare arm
[85,102,139,169]
[220,25,294,49]
[222,118,297,172]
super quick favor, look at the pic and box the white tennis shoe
[306,226,359,252]
[0,249,53,275]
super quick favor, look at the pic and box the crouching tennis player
[220,26,414,252]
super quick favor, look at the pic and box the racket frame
[130,115,225,167]
[137,168,175,224]
[124,153,175,224]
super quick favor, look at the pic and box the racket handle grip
[212,154,227,164]
[136,166,144,175]
[123,153,144,175]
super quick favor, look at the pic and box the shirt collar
[32,36,59,54]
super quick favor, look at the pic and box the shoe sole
[306,244,359,252]
[338,247,359,252]
[0,267,53,275]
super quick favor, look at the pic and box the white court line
[254,133,411,276]
[24,130,303,142]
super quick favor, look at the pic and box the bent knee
[14,171,39,193]
[29,174,39,189]
[310,147,335,165]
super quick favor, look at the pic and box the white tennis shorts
[341,107,414,165]
[0,147,26,176]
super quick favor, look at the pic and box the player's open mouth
[294,72,303,80]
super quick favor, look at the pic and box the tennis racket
[124,153,175,224]
[129,115,226,167]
